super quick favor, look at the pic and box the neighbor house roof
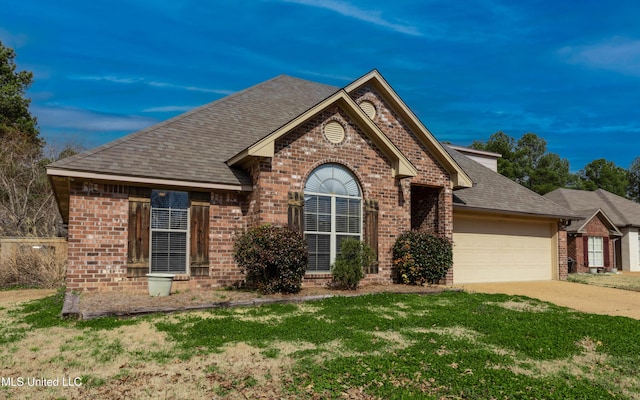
[446,146,577,219]
[544,188,640,228]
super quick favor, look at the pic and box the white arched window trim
[304,164,362,272]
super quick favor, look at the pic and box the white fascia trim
[47,168,250,192]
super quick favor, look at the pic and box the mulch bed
[63,284,447,320]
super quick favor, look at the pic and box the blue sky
[2,0,639,171]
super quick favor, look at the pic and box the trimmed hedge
[331,238,376,290]
[233,225,308,294]
[392,231,453,285]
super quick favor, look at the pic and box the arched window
[304,164,362,272]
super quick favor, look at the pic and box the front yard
[1,289,640,399]
[567,272,640,292]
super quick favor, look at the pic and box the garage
[453,213,557,284]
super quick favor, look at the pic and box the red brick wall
[557,223,568,280]
[66,182,130,292]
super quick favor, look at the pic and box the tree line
[1,41,77,237]
[471,132,640,201]
[2,39,639,237]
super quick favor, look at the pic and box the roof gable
[227,89,418,179]
[565,209,623,235]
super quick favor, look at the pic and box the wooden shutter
[127,189,151,277]
[190,192,210,276]
[363,199,379,274]
[583,235,589,267]
[288,191,304,235]
[604,237,610,268]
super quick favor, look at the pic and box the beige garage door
[453,215,555,284]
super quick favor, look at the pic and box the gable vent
[324,121,345,144]
[359,100,376,119]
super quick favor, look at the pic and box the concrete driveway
[454,280,640,319]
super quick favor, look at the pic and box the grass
[567,272,640,292]
[1,290,640,399]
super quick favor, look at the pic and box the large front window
[150,190,189,273]
[304,164,361,272]
[588,236,604,267]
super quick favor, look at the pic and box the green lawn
[567,272,640,292]
[2,290,639,399]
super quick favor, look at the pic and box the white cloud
[280,0,422,36]
[33,105,158,132]
[69,75,234,95]
[147,81,234,95]
[142,105,196,113]
[558,38,640,76]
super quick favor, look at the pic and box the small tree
[233,225,308,294]
[393,231,453,285]
[331,238,375,290]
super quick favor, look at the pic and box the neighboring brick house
[48,70,575,293]
[563,210,621,273]
[47,70,475,293]
[545,188,640,272]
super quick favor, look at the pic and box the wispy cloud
[33,105,158,132]
[69,75,234,95]
[279,0,422,36]
[558,38,640,76]
[142,105,196,113]
[0,28,28,48]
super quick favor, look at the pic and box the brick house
[565,210,621,273]
[545,188,640,272]
[48,70,573,293]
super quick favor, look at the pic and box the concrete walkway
[455,280,640,319]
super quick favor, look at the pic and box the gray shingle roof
[544,188,640,228]
[445,146,576,218]
[48,75,339,186]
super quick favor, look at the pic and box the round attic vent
[324,121,345,144]
[359,100,376,119]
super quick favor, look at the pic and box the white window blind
[588,236,604,267]
[150,190,189,273]
[304,164,361,272]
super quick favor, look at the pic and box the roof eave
[46,167,251,192]
[453,203,576,220]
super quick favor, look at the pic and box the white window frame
[150,190,190,274]
[588,236,604,267]
[304,164,362,272]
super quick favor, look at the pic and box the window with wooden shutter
[127,189,151,277]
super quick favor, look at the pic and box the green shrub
[331,238,376,290]
[392,231,452,285]
[233,225,308,294]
